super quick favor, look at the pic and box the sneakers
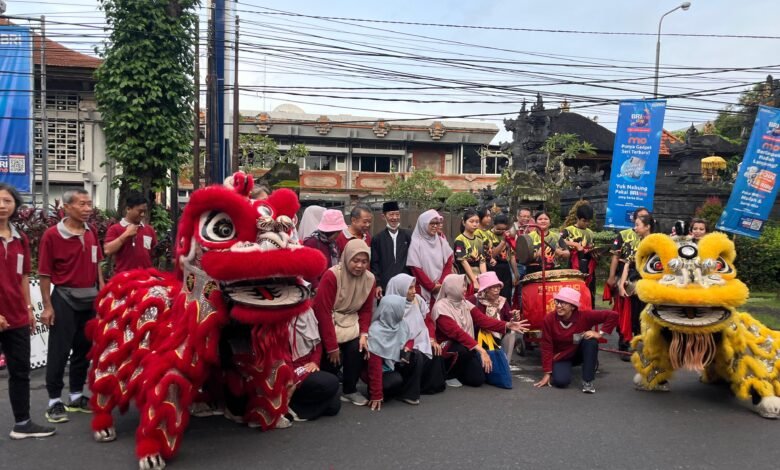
[401,398,420,405]
[190,401,223,417]
[582,381,596,394]
[10,420,56,440]
[65,395,92,413]
[287,408,308,422]
[340,392,368,406]
[274,416,292,429]
[45,402,69,423]
[445,378,463,388]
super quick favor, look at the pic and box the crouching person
[365,295,424,410]
[534,287,618,393]
[287,308,341,422]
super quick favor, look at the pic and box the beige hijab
[431,274,476,339]
[330,239,375,342]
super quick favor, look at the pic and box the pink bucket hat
[477,271,503,293]
[317,209,348,233]
[553,287,581,308]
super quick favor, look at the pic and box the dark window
[462,147,481,174]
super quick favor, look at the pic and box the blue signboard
[605,100,667,229]
[716,105,780,238]
[0,26,33,192]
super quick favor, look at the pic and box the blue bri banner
[0,26,33,192]
[605,100,667,229]
[716,105,780,238]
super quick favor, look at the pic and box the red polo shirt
[0,225,31,329]
[38,219,103,288]
[105,219,157,273]
[335,229,371,257]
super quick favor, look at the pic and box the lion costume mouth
[651,305,731,327]
[221,278,310,309]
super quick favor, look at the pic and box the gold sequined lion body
[631,232,780,418]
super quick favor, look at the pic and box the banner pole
[40,15,49,211]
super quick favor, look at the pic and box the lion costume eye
[645,254,664,274]
[714,257,733,274]
[201,211,236,242]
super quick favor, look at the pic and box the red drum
[521,269,592,331]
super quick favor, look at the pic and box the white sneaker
[446,378,463,388]
[340,392,368,406]
[274,416,292,429]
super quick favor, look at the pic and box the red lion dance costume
[86,173,326,470]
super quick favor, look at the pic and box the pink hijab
[431,274,475,339]
[406,210,453,300]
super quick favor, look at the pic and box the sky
[7,0,779,144]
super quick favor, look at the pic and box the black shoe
[65,395,92,413]
[10,420,56,439]
[45,402,69,423]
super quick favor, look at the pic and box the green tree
[444,191,478,212]
[384,169,452,208]
[96,0,197,203]
[714,80,776,144]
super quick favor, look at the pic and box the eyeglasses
[428,221,443,226]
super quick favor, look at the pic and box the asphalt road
[1,345,779,470]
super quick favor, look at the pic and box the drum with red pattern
[521,269,592,330]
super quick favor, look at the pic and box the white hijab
[386,273,432,358]
[288,308,320,361]
[298,205,326,241]
[406,209,453,301]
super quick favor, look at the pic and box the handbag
[56,286,99,311]
[477,330,512,389]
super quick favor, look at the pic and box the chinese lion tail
[86,269,178,441]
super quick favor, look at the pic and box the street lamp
[654,2,691,98]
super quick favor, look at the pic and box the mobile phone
[572,333,582,344]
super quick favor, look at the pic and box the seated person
[432,274,528,388]
[467,271,522,363]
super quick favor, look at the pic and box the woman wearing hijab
[385,274,446,395]
[533,287,618,394]
[287,308,341,421]
[297,205,326,242]
[303,209,348,289]
[407,210,454,308]
[365,295,425,411]
[466,271,521,363]
[313,239,376,406]
[433,274,529,388]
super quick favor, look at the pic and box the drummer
[454,209,487,294]
[524,211,569,275]
[533,287,618,393]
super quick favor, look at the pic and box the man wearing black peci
[371,201,412,298]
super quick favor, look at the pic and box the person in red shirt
[0,183,56,439]
[365,295,423,410]
[432,274,528,388]
[533,287,618,393]
[38,188,105,423]
[334,204,373,256]
[103,193,157,274]
[313,239,376,406]
[287,308,341,422]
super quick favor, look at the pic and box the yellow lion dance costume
[631,232,780,419]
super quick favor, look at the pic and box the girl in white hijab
[432,274,528,387]
[386,273,447,394]
[365,295,424,410]
[297,205,326,242]
[406,210,454,304]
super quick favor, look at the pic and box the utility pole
[205,2,219,184]
[231,15,239,172]
[40,16,49,211]
[193,19,200,190]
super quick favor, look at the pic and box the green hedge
[734,223,780,290]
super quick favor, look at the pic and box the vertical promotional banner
[29,279,51,369]
[605,100,667,228]
[716,105,780,238]
[0,26,33,192]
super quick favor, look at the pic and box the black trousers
[630,295,645,336]
[382,350,424,401]
[551,338,599,388]
[290,371,341,420]
[320,337,364,394]
[446,341,485,387]
[0,326,31,422]
[45,289,95,399]
[420,354,446,395]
